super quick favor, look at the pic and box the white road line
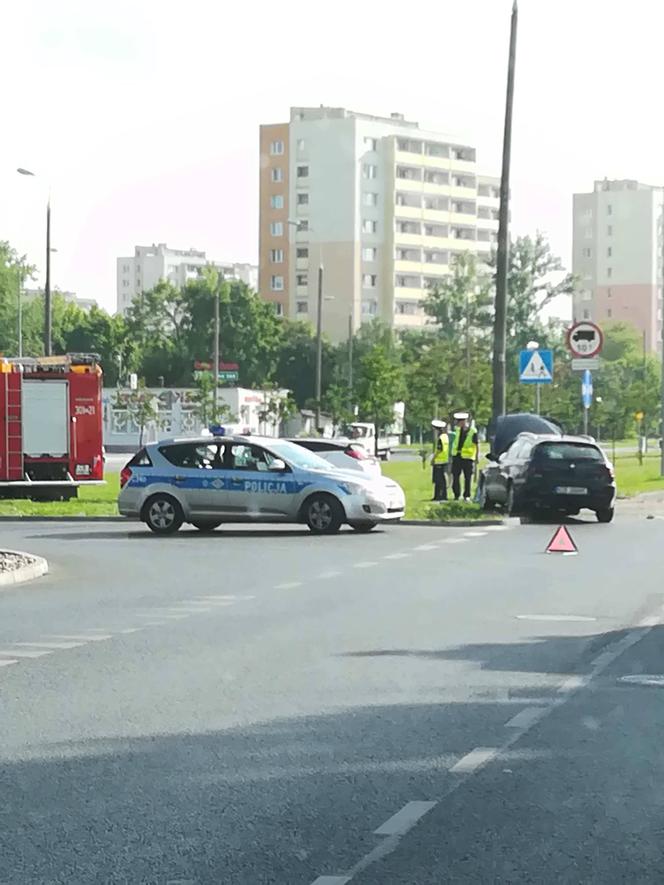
[373,801,437,836]
[195,594,255,601]
[141,621,167,627]
[384,552,411,560]
[156,607,211,614]
[14,640,85,650]
[639,615,661,627]
[119,627,143,634]
[52,634,113,642]
[310,877,352,885]
[464,531,487,537]
[450,747,498,774]
[0,659,18,667]
[274,581,303,590]
[558,675,588,693]
[504,706,548,729]
[317,570,342,579]
[515,614,597,622]
[353,561,378,568]
[443,537,468,544]
[0,648,53,658]
[413,544,438,551]
[486,524,510,531]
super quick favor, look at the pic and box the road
[1,513,663,883]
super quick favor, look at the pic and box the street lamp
[17,167,52,355]
[526,340,541,414]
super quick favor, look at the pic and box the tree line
[0,236,659,439]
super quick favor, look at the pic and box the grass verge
[0,474,120,517]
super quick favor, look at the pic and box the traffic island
[0,550,48,588]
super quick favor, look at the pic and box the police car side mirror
[269,458,287,472]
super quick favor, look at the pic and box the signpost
[519,348,553,415]
[566,321,603,359]
[582,369,593,435]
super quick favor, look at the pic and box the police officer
[430,419,449,501]
[451,411,478,502]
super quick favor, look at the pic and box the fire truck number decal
[75,405,96,416]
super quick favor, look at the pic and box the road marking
[317,570,342,579]
[353,561,378,568]
[443,537,468,544]
[450,747,498,774]
[153,607,211,614]
[464,531,487,537]
[195,594,254,601]
[558,675,588,693]
[0,648,52,658]
[384,552,410,560]
[486,524,510,531]
[119,627,143,634]
[618,674,664,687]
[373,801,437,836]
[0,659,18,667]
[274,581,303,590]
[52,634,113,642]
[504,706,548,729]
[413,544,438,551]
[639,615,661,627]
[310,878,352,885]
[515,614,597,622]
[14,640,85,650]
[141,621,167,627]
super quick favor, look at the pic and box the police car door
[224,442,294,520]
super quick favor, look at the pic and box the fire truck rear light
[120,467,132,488]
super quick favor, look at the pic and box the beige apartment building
[573,179,663,352]
[258,106,499,340]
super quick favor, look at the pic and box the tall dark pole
[348,312,354,394]
[213,285,220,419]
[45,200,52,355]
[491,0,518,422]
[660,202,664,476]
[315,265,323,432]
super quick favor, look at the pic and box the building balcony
[393,285,424,299]
[394,259,424,275]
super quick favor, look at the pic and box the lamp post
[526,340,540,414]
[17,167,52,355]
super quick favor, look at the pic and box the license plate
[555,486,587,495]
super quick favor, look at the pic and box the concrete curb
[0,515,124,522]
[399,518,504,528]
[0,550,49,588]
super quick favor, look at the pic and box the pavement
[1,511,663,883]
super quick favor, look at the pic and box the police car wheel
[144,494,183,534]
[349,521,377,532]
[305,494,344,534]
[191,520,222,532]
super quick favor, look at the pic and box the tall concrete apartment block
[573,180,663,352]
[259,107,499,340]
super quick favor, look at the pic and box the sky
[2,0,664,317]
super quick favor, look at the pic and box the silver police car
[118,435,406,535]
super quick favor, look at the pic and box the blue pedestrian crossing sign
[519,349,553,384]
[582,369,593,409]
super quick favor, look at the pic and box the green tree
[191,372,235,427]
[0,241,36,355]
[355,343,405,453]
[423,252,493,347]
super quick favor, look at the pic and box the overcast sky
[2,0,663,315]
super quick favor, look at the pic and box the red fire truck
[0,353,105,500]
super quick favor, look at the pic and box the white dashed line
[516,614,597,622]
[373,801,437,836]
[383,552,411,560]
[558,675,588,694]
[504,706,548,729]
[0,659,18,667]
[274,581,303,590]
[119,627,144,634]
[52,634,113,642]
[317,570,342,579]
[0,648,52,658]
[413,544,438,551]
[310,877,352,885]
[485,524,510,531]
[14,640,85,650]
[450,747,498,774]
[353,561,378,569]
[443,537,468,544]
[463,530,487,537]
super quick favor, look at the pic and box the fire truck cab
[0,353,105,500]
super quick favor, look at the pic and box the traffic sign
[566,321,603,358]
[571,357,600,371]
[519,349,553,384]
[581,369,593,409]
[546,525,578,555]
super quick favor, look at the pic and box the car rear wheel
[191,520,222,532]
[143,494,184,535]
[349,521,377,532]
[304,494,344,535]
[596,507,614,523]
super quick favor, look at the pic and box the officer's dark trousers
[452,455,473,500]
[432,463,448,501]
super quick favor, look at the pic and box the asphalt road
[1,512,663,883]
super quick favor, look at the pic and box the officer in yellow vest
[430,419,450,501]
[451,411,478,502]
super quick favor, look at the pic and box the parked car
[480,432,616,522]
[285,438,382,478]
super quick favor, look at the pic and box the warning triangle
[546,525,578,554]
[522,350,552,380]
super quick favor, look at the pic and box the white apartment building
[23,288,98,312]
[573,179,663,353]
[116,243,258,315]
[259,106,499,340]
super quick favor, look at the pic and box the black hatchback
[480,433,616,522]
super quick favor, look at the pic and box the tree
[257,386,297,434]
[0,241,36,355]
[191,372,235,428]
[423,252,493,348]
[355,344,405,453]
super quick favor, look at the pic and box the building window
[297,192,309,205]
[583,309,590,319]
[364,137,378,151]
[122,279,129,287]
[270,140,284,156]
[274,303,284,317]
[363,192,378,207]
[607,267,612,278]
[122,264,130,272]
[270,194,284,209]
[297,138,306,152]
[607,308,612,318]
[296,165,309,178]
[608,287,612,297]
[296,273,308,286]
[582,247,592,258]
[270,249,284,263]
[269,222,283,236]
[296,301,308,314]
[271,168,283,182]
[270,275,284,291]
[296,247,309,259]
[607,204,613,215]
[362,247,377,261]
[362,219,377,234]
[363,164,378,179]
[607,246,612,257]
[395,301,418,315]
[296,219,308,232]
[607,225,613,235]
[362,273,377,288]
[361,300,378,316]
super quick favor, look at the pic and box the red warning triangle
[546,525,578,554]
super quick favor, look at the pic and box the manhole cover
[618,675,664,687]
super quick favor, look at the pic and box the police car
[118,435,406,535]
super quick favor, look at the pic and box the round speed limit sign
[566,321,603,358]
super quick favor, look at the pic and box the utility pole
[213,285,220,420]
[45,200,52,356]
[491,0,518,422]
[660,206,664,475]
[17,265,23,359]
[315,264,323,431]
[348,312,354,395]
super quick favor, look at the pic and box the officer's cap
[431,419,447,429]
[453,411,469,420]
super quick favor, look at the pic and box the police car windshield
[268,440,337,471]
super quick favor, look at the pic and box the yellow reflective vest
[453,424,478,460]
[432,432,450,464]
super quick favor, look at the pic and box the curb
[0,550,49,588]
[399,518,504,527]
[0,515,124,522]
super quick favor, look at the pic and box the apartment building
[573,179,663,352]
[23,288,98,312]
[258,106,499,340]
[116,243,258,315]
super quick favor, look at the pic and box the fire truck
[0,353,105,500]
